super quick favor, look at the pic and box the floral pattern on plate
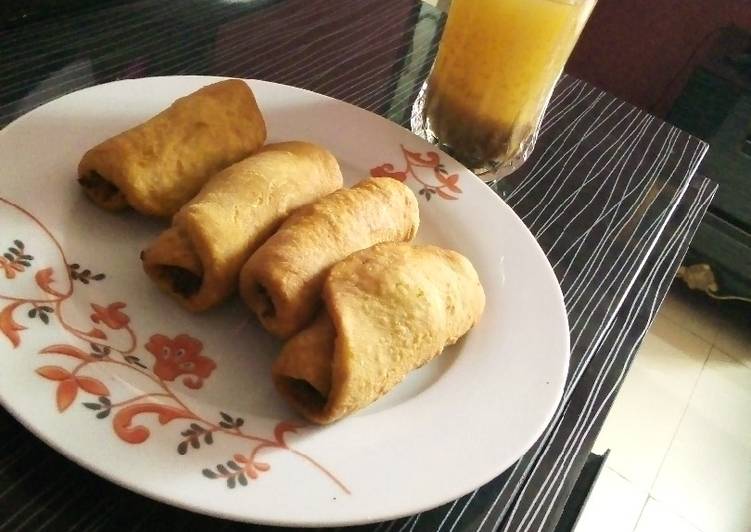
[0,197,348,494]
[370,145,462,201]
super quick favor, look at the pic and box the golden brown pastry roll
[78,79,267,216]
[273,242,485,424]
[239,177,419,338]
[141,141,343,311]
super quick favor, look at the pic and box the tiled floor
[576,284,751,532]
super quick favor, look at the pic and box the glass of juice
[412,0,597,182]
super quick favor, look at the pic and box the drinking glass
[412,0,597,182]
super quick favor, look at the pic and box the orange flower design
[370,163,407,182]
[0,257,24,279]
[146,334,216,389]
[90,302,130,329]
[370,145,462,201]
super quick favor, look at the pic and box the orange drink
[418,0,597,180]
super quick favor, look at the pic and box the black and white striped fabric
[0,1,714,530]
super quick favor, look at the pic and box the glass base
[488,170,526,201]
[410,81,535,186]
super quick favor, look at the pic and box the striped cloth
[0,1,714,530]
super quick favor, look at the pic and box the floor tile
[634,497,702,532]
[574,467,647,532]
[651,348,751,532]
[593,314,711,491]
[714,311,751,370]
[659,285,723,344]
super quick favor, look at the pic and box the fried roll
[141,141,343,311]
[273,243,485,424]
[240,177,419,338]
[78,79,267,216]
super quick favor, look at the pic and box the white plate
[0,76,568,526]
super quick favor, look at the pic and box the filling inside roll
[161,266,203,298]
[141,227,204,299]
[245,273,321,325]
[285,381,326,411]
[274,313,335,412]
[252,283,276,319]
[77,171,127,209]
